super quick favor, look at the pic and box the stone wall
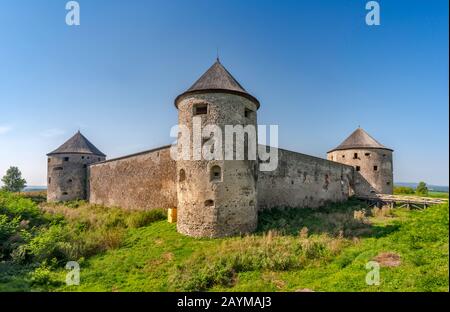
[257,148,354,210]
[88,146,177,210]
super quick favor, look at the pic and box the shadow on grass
[256,198,401,238]
[0,262,34,292]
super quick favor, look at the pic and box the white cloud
[0,125,12,135]
[40,128,65,138]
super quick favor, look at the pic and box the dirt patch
[162,252,174,261]
[374,252,401,267]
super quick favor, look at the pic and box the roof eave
[174,89,260,109]
[327,146,394,154]
[47,151,106,157]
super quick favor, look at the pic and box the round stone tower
[47,131,106,202]
[174,59,259,238]
[327,128,394,195]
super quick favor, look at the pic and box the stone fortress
[47,59,394,238]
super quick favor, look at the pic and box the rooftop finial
[216,47,220,62]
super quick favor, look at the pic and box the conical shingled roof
[47,131,106,156]
[175,59,260,108]
[328,128,393,153]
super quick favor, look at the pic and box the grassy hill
[0,191,448,292]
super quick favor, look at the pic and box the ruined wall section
[257,148,354,210]
[88,146,177,210]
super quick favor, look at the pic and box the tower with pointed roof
[175,59,259,237]
[327,128,394,195]
[47,131,106,202]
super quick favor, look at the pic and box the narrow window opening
[62,192,68,195]
[373,166,378,171]
[53,167,63,171]
[204,199,214,207]
[179,169,186,182]
[353,153,358,159]
[244,108,254,118]
[210,165,222,182]
[64,157,69,161]
[386,181,391,185]
[193,104,208,115]
[48,178,51,184]
[365,153,370,157]
[355,166,361,171]
[82,156,85,159]
[68,179,73,183]
[48,158,51,163]
[342,155,345,158]
[83,164,87,168]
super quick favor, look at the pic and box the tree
[1,166,27,193]
[415,181,429,196]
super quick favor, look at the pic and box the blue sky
[0,0,448,186]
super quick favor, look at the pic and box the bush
[394,186,415,195]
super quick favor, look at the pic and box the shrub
[27,224,70,262]
[394,186,415,195]
[29,263,62,287]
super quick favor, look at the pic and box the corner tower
[47,131,106,202]
[174,59,259,238]
[327,128,394,195]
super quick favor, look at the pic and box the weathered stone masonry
[258,148,354,210]
[88,146,176,210]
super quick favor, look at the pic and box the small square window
[244,108,254,118]
[342,155,345,158]
[356,166,361,171]
[210,165,222,182]
[386,181,391,185]
[353,153,358,159]
[373,166,378,171]
[193,104,208,115]
[365,153,370,157]
[64,157,69,161]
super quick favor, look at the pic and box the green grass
[0,192,448,292]
[426,192,449,199]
